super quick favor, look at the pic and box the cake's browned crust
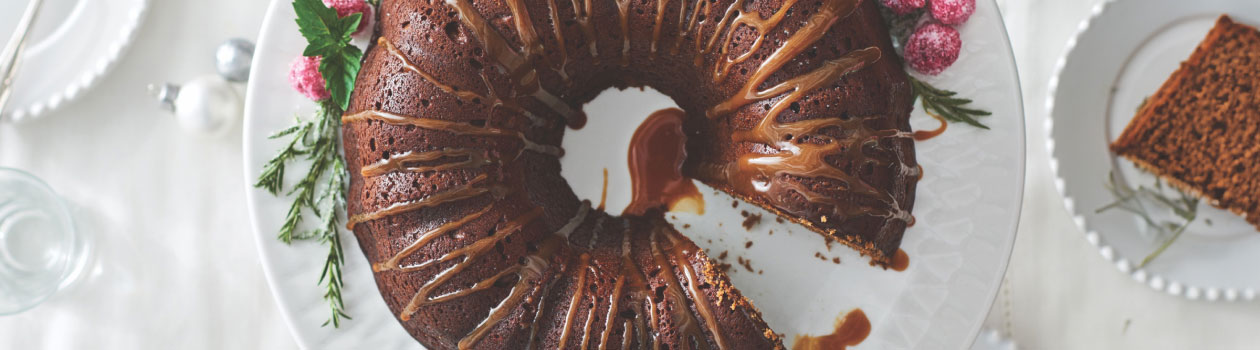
[1111,15,1260,230]
[341,0,915,348]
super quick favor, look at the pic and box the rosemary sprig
[909,76,993,129]
[1097,172,1199,268]
[251,0,367,328]
[254,99,352,327]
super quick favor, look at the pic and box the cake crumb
[744,241,754,249]
[741,212,762,230]
[683,224,691,229]
[737,256,755,273]
[832,257,841,264]
[732,200,739,208]
[715,262,732,273]
[718,250,728,260]
[775,217,784,224]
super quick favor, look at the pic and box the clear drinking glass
[0,168,86,315]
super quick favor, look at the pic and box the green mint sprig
[253,0,367,328]
[294,0,363,110]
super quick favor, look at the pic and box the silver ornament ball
[215,38,255,83]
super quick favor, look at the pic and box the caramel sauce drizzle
[613,0,633,66]
[673,0,709,55]
[626,233,662,349]
[526,204,591,349]
[649,0,671,57]
[526,274,564,350]
[579,294,600,349]
[379,38,485,102]
[556,253,592,350]
[709,0,801,82]
[342,110,563,157]
[707,0,865,118]
[698,0,914,224]
[373,204,494,272]
[568,0,600,60]
[379,38,548,126]
[445,0,583,127]
[457,233,562,350]
[396,206,543,280]
[599,268,626,349]
[361,148,495,177]
[694,0,744,67]
[346,173,502,229]
[913,110,948,141]
[662,229,729,350]
[377,204,547,349]
[503,0,546,61]
[648,227,723,350]
[543,0,572,81]
[596,222,631,350]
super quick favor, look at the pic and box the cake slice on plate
[1110,15,1260,230]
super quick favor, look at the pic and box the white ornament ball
[174,75,241,136]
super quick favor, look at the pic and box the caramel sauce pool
[792,308,871,350]
[624,108,704,216]
[891,249,910,272]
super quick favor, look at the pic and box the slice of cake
[1110,15,1260,230]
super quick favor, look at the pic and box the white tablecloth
[1,0,1257,349]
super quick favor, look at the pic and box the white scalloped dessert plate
[0,0,148,122]
[243,0,1025,348]
[1047,0,1260,302]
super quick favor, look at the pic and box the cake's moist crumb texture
[341,0,916,348]
[1111,15,1260,230]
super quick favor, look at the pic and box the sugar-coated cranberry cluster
[880,0,975,75]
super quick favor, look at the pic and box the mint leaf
[293,0,343,56]
[335,13,363,45]
[321,45,363,110]
[293,0,365,109]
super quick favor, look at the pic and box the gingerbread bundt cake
[340,0,917,347]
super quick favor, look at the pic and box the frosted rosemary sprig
[909,76,993,129]
[254,99,352,327]
[1097,172,1199,269]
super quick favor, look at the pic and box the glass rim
[0,166,86,316]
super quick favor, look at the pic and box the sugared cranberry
[904,21,962,75]
[929,0,976,26]
[289,55,330,101]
